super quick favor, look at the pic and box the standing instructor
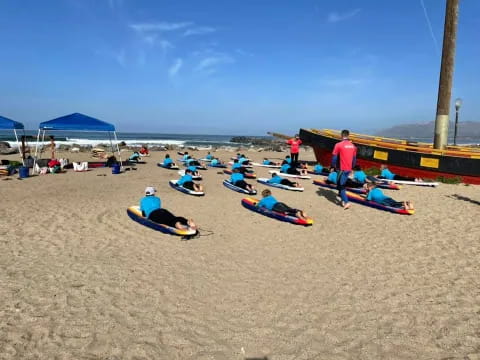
[286,134,302,165]
[331,129,357,209]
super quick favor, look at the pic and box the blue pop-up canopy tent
[0,115,25,164]
[34,113,122,169]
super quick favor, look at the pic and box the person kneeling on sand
[230,168,255,192]
[257,189,308,219]
[365,183,414,210]
[178,169,203,192]
[140,187,196,230]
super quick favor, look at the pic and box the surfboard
[127,206,197,236]
[157,163,179,170]
[345,191,414,215]
[223,180,257,195]
[223,169,257,179]
[377,178,439,187]
[199,158,213,162]
[177,170,202,180]
[228,161,252,168]
[313,179,365,194]
[268,170,310,179]
[251,162,281,168]
[208,163,227,168]
[241,197,313,226]
[169,180,205,196]
[257,178,304,191]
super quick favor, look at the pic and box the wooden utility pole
[433,0,460,149]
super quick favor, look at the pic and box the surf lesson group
[131,129,435,238]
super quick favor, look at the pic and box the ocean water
[0,131,266,148]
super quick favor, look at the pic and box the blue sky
[0,0,479,135]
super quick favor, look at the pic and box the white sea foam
[6,138,186,148]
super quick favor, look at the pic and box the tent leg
[113,132,123,169]
[33,129,42,173]
[13,129,23,166]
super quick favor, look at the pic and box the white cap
[145,186,156,195]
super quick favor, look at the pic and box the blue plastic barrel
[19,166,29,178]
[112,164,121,174]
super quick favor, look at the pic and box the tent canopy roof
[39,113,115,132]
[0,115,24,130]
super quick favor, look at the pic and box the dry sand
[0,149,479,360]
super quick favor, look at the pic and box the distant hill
[375,121,480,140]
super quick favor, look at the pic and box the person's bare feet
[343,202,351,210]
[187,219,197,230]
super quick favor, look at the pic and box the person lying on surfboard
[140,186,197,230]
[178,169,203,192]
[186,164,201,177]
[232,159,249,174]
[378,164,422,182]
[185,156,204,167]
[280,162,307,176]
[210,157,220,166]
[281,155,292,165]
[205,152,213,160]
[257,189,308,220]
[365,183,414,210]
[182,152,189,161]
[313,163,325,174]
[162,154,176,168]
[238,154,250,165]
[353,165,367,183]
[326,167,363,188]
[263,158,280,166]
[269,172,301,188]
[230,168,255,192]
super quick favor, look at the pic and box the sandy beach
[1,149,479,359]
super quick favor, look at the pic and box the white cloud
[327,9,361,23]
[169,58,183,77]
[183,26,216,37]
[129,22,193,33]
[195,54,234,74]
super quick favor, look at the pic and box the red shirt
[287,138,302,153]
[332,139,357,171]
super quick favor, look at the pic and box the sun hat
[145,186,156,195]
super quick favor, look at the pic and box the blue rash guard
[140,196,161,218]
[183,155,189,161]
[327,172,338,184]
[280,164,290,173]
[210,159,219,166]
[313,164,323,174]
[177,174,193,186]
[187,165,197,172]
[230,172,244,184]
[239,157,248,164]
[263,159,271,165]
[381,168,395,180]
[206,154,213,160]
[129,153,140,161]
[354,170,367,183]
[367,188,390,203]
[285,158,291,164]
[232,163,242,170]
[257,195,278,210]
[268,175,283,184]
[163,158,173,166]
